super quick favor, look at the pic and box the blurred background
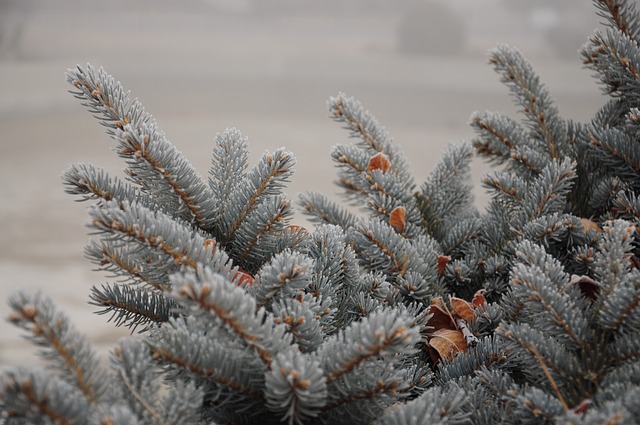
[0,0,614,366]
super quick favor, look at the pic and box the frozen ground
[0,1,605,366]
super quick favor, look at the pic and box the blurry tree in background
[0,0,32,59]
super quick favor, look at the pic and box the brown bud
[368,152,391,173]
[389,206,406,232]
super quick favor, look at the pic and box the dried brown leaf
[451,297,475,322]
[426,304,454,331]
[471,289,487,309]
[568,274,600,301]
[581,218,601,233]
[429,329,468,361]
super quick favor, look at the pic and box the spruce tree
[2,1,639,424]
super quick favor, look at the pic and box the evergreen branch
[329,93,388,152]
[115,124,218,229]
[624,107,640,136]
[500,289,528,324]
[330,144,374,204]
[84,240,170,290]
[481,200,517,253]
[265,350,327,425]
[608,286,640,332]
[497,323,572,412]
[587,177,625,215]
[599,272,640,333]
[150,345,263,402]
[594,0,640,43]
[482,171,527,205]
[467,368,519,423]
[332,143,368,174]
[611,190,640,220]
[418,142,477,240]
[366,164,414,204]
[222,149,296,243]
[352,219,411,278]
[160,380,204,425]
[111,338,166,424]
[89,284,175,331]
[510,241,590,349]
[320,361,422,423]
[1,367,90,424]
[7,292,107,404]
[521,214,586,249]
[323,378,402,411]
[118,368,166,425]
[337,177,368,199]
[303,224,361,330]
[607,331,640,362]
[148,318,266,402]
[112,338,207,425]
[351,220,442,302]
[62,163,150,207]
[365,175,425,239]
[318,309,420,384]
[471,111,546,176]
[593,98,630,128]
[582,28,640,100]
[177,295,271,366]
[251,250,314,307]
[600,359,640,393]
[489,45,568,160]
[67,65,218,229]
[25,5,640,421]
[513,387,566,424]
[594,220,637,331]
[328,93,414,187]
[171,268,292,366]
[298,191,357,229]
[436,336,508,383]
[306,225,359,284]
[471,111,520,153]
[242,225,310,273]
[524,344,569,413]
[589,127,640,179]
[331,140,424,238]
[272,296,325,353]
[374,385,470,425]
[66,64,154,136]
[209,127,250,234]
[88,199,233,278]
[231,194,291,267]
[421,141,476,197]
[518,158,577,228]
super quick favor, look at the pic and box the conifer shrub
[2,1,639,424]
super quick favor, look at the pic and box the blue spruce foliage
[2,1,639,423]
